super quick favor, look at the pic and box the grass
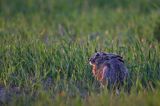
[0,0,160,106]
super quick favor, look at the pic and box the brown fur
[92,63,108,85]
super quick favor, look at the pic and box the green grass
[0,0,160,106]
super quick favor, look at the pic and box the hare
[89,52,129,94]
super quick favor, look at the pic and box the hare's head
[89,52,107,65]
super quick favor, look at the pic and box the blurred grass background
[0,0,160,106]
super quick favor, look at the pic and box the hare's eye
[96,53,100,56]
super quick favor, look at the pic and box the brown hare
[89,52,129,94]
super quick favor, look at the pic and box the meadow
[0,0,160,106]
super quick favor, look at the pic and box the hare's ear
[95,48,97,53]
[99,47,102,52]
